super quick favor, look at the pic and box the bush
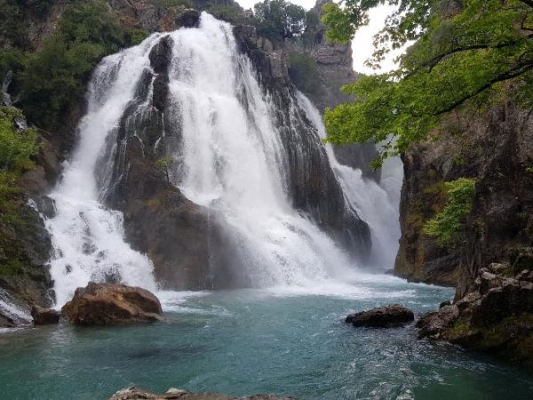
[207,4,245,25]
[288,52,320,95]
[19,0,133,130]
[0,48,24,80]
[253,0,307,42]
[0,106,38,232]
[424,177,476,249]
[0,106,37,172]
[153,0,192,8]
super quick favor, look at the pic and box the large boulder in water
[346,304,415,328]
[61,282,163,325]
[109,386,297,399]
[31,305,60,325]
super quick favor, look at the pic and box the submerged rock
[109,387,297,400]
[62,282,163,325]
[31,305,60,325]
[346,304,415,328]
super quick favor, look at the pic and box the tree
[253,0,307,41]
[19,0,146,130]
[322,0,533,166]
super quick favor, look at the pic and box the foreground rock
[62,282,163,326]
[346,304,414,328]
[109,387,297,400]
[31,305,60,325]
[417,263,533,369]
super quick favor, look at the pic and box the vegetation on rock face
[424,177,476,249]
[253,0,307,41]
[0,106,40,277]
[19,0,146,130]
[322,0,533,165]
[288,52,320,95]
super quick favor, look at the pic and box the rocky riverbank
[417,262,533,369]
[109,387,297,400]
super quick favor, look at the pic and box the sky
[233,0,397,74]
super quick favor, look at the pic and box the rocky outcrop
[31,305,60,325]
[285,0,379,182]
[0,195,53,310]
[417,262,533,369]
[61,282,163,325]
[109,387,297,400]
[395,101,533,293]
[97,20,371,290]
[345,304,414,328]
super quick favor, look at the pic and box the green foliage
[0,106,37,246]
[153,0,192,7]
[424,177,476,249]
[0,0,56,49]
[323,0,533,165]
[19,0,131,130]
[0,106,37,172]
[288,53,320,95]
[300,10,321,47]
[208,4,246,25]
[124,28,150,46]
[253,0,307,41]
[0,48,24,80]
[155,157,175,169]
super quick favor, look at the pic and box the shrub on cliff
[0,106,37,172]
[19,0,146,130]
[424,177,476,249]
[0,106,38,209]
[253,0,307,42]
[288,53,320,95]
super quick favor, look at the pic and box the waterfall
[44,13,382,305]
[46,37,161,307]
[162,14,355,287]
[296,93,402,269]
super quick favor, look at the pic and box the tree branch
[402,35,533,79]
[431,62,533,116]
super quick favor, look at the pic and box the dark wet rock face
[61,282,163,325]
[346,304,415,328]
[284,0,380,182]
[0,201,53,310]
[99,26,371,290]
[417,263,533,369]
[395,102,533,292]
[109,387,298,400]
[31,305,60,325]
[234,26,371,261]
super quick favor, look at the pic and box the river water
[2,277,533,399]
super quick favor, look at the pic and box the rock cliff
[395,101,533,296]
[285,0,379,181]
[397,100,533,366]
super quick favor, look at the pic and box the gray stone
[346,304,414,328]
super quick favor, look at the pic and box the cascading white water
[46,37,161,307]
[296,93,402,269]
[165,14,353,286]
[45,13,401,304]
